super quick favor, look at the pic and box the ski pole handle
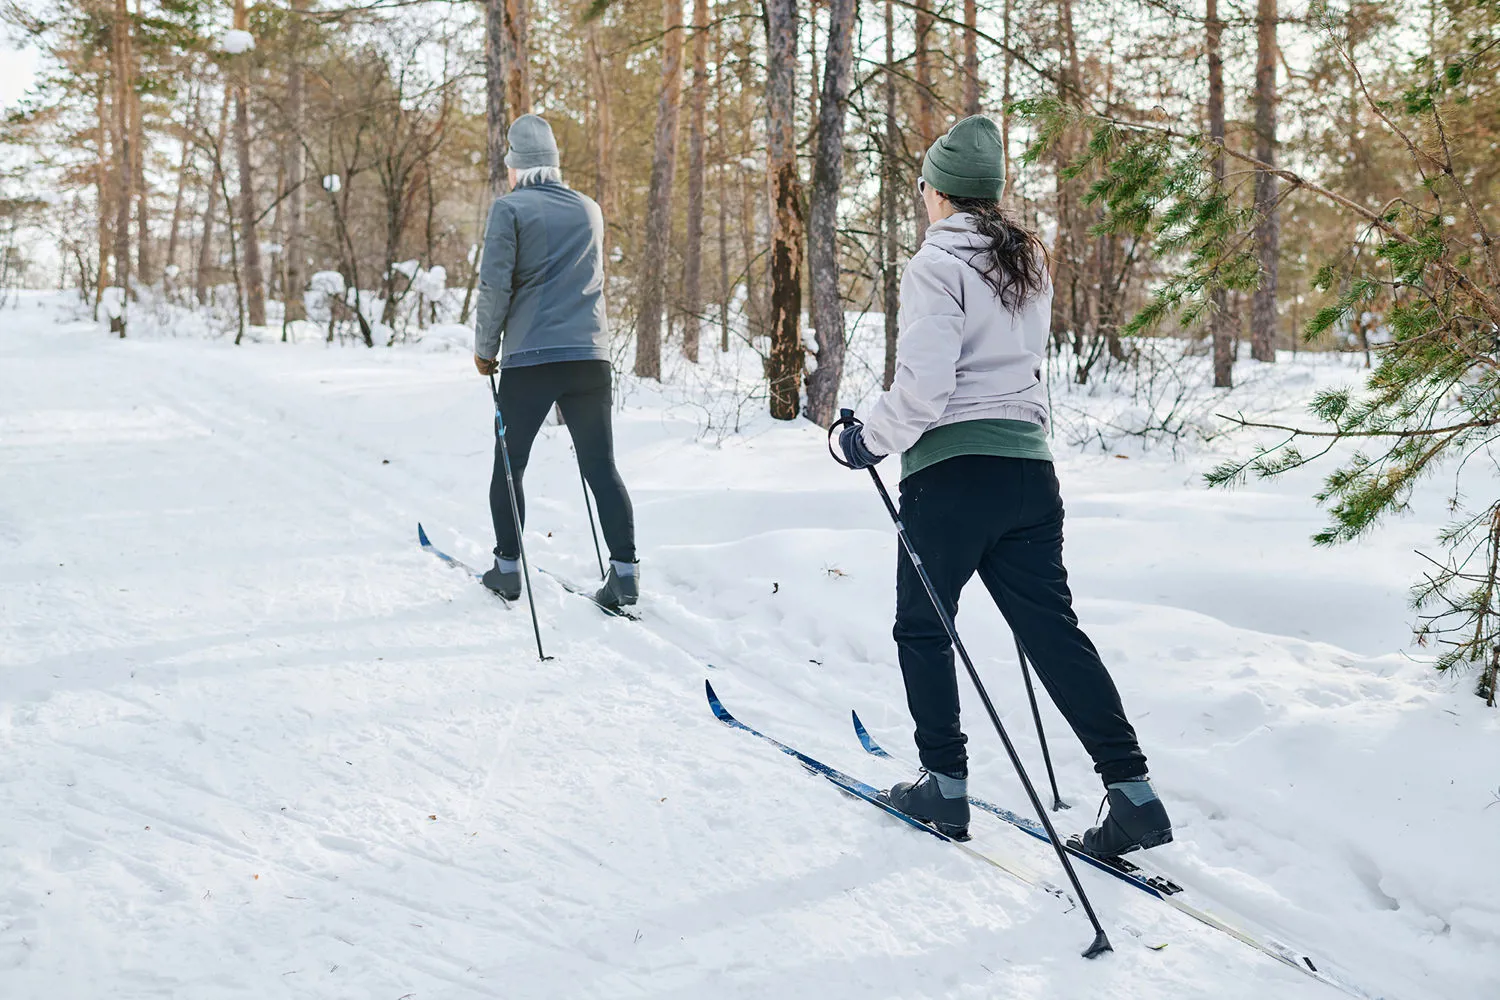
[827,407,862,469]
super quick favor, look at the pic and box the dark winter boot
[879,770,970,840]
[481,557,522,601]
[594,560,639,609]
[1080,777,1173,858]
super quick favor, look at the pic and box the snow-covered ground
[1,292,1495,999]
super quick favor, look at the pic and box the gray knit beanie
[504,114,560,170]
[921,115,1006,200]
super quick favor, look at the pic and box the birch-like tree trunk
[634,0,686,380]
[880,0,899,390]
[1250,0,1279,362]
[233,0,265,329]
[1208,0,1232,387]
[284,0,308,325]
[764,0,803,419]
[681,0,710,362]
[110,0,133,334]
[804,0,856,427]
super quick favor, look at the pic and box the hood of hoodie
[922,212,997,278]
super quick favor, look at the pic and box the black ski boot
[1080,778,1173,858]
[879,770,970,840]
[594,562,639,609]
[481,558,522,601]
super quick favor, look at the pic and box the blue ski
[706,681,1066,901]
[537,566,641,621]
[850,710,1379,998]
[418,523,511,608]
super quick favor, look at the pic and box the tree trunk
[881,0,899,390]
[197,87,231,306]
[1051,0,1088,363]
[1250,0,1279,362]
[132,25,151,290]
[681,0,710,363]
[715,27,731,353]
[233,0,265,328]
[913,0,935,245]
[963,0,980,116]
[587,22,613,216]
[804,0,856,428]
[635,0,686,380]
[764,0,804,419]
[284,0,308,326]
[737,54,762,341]
[485,0,510,199]
[163,88,197,296]
[505,0,531,115]
[110,0,133,335]
[1208,0,1232,387]
[1002,0,1014,194]
[94,72,111,315]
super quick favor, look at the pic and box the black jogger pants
[490,359,636,565]
[893,454,1147,785]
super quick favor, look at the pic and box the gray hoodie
[861,213,1052,458]
[475,181,610,368]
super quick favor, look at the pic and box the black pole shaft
[1016,637,1069,811]
[579,464,606,581]
[864,464,1110,958]
[490,375,550,662]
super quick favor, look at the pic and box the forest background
[2,0,1498,699]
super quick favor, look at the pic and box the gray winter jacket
[475,181,611,368]
[861,213,1052,457]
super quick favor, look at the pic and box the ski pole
[578,464,606,581]
[489,374,551,662]
[1016,637,1069,811]
[829,408,1111,960]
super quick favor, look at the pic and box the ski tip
[851,710,891,757]
[704,679,733,723]
[417,522,432,547]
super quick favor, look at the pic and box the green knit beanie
[921,115,1006,200]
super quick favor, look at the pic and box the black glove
[837,424,884,469]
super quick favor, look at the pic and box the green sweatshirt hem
[901,418,1053,480]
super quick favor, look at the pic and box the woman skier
[833,115,1171,858]
[473,114,638,610]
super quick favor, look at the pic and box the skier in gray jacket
[834,116,1171,858]
[473,114,638,609]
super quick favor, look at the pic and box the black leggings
[490,359,636,564]
[893,454,1147,785]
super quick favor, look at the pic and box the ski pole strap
[488,373,507,436]
[827,407,861,468]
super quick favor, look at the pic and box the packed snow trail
[2,295,1496,998]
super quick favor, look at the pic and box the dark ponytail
[941,195,1050,312]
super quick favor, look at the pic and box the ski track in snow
[1,294,1496,999]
